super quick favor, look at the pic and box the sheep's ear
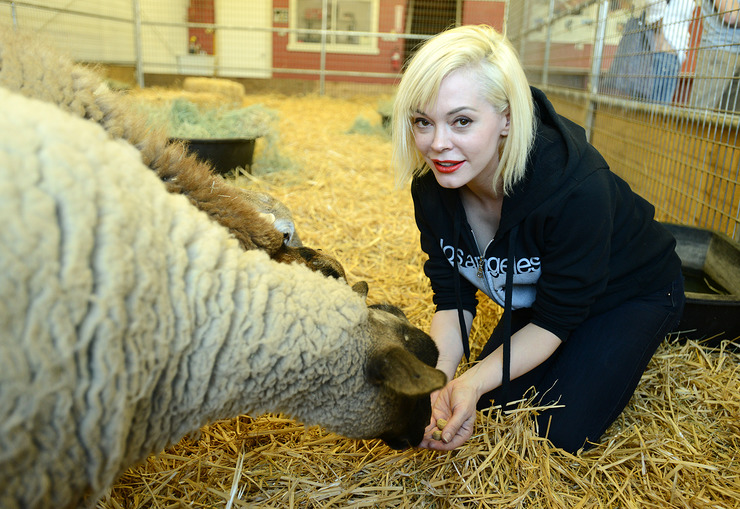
[367,347,447,397]
[351,281,369,300]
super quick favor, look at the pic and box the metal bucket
[173,138,257,175]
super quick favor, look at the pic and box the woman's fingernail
[442,433,450,443]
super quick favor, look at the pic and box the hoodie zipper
[470,229,493,281]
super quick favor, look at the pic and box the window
[288,0,379,55]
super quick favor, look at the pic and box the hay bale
[131,86,228,109]
[183,76,245,106]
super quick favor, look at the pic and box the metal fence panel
[1,0,737,238]
[508,0,739,240]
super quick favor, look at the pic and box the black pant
[476,274,685,453]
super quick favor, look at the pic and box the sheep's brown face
[365,304,447,449]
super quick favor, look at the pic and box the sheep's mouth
[378,403,429,450]
[379,433,417,450]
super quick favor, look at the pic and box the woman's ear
[502,109,511,136]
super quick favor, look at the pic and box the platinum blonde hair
[392,24,535,195]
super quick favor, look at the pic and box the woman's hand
[419,377,478,450]
[418,322,562,451]
[418,308,478,450]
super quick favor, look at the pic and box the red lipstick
[433,160,464,174]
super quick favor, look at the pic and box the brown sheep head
[352,282,447,449]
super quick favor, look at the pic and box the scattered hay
[97,93,740,508]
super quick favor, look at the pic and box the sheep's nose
[381,436,414,450]
[380,426,424,450]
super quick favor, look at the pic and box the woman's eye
[413,117,430,128]
[455,117,472,127]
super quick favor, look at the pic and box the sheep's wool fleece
[0,87,371,508]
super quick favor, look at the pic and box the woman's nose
[430,126,451,152]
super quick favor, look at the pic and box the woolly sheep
[0,88,446,509]
[0,28,339,278]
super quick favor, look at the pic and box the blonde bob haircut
[392,24,535,195]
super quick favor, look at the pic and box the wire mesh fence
[1,0,738,239]
[508,0,739,240]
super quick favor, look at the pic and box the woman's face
[412,68,510,192]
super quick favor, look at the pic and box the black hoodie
[411,87,682,348]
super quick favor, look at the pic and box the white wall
[1,0,273,77]
[140,0,189,74]
[4,0,136,63]
[216,0,272,78]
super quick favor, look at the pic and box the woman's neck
[462,176,504,213]
[460,183,504,251]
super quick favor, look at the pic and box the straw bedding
[97,91,740,508]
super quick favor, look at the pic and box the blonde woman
[392,25,684,453]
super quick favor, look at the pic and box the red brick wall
[462,1,505,31]
[271,0,506,83]
[188,0,215,55]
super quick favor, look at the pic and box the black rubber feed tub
[173,138,257,175]
[663,223,740,349]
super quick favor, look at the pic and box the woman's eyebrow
[413,106,477,118]
[447,106,475,115]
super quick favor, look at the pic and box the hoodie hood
[497,87,606,235]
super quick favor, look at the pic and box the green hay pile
[249,133,299,176]
[377,97,394,118]
[131,94,297,175]
[142,98,276,140]
[346,115,389,138]
[346,95,394,137]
